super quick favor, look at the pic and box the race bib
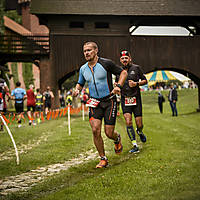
[86,98,100,108]
[125,97,136,106]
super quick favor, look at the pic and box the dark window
[69,22,84,28]
[95,22,109,29]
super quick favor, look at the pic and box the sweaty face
[120,55,131,67]
[83,44,97,61]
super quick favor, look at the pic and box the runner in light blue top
[11,81,27,127]
[11,88,26,103]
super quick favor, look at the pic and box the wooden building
[30,0,200,109]
[5,0,200,109]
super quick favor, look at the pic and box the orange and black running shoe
[96,158,108,168]
[114,134,123,154]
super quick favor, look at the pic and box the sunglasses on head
[120,50,130,57]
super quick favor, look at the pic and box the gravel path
[0,149,98,196]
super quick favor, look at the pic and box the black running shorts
[89,99,117,125]
[45,101,51,109]
[15,102,24,114]
[27,105,35,112]
[121,95,142,117]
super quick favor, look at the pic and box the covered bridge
[30,0,200,109]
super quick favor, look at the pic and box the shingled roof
[30,0,200,16]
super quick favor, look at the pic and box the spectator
[168,84,178,116]
[158,91,165,113]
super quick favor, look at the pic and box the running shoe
[96,158,108,168]
[136,129,146,143]
[129,145,139,153]
[114,134,123,154]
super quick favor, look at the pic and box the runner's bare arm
[128,79,147,87]
[73,84,83,96]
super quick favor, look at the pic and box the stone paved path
[0,149,98,196]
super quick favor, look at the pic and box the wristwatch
[116,83,122,89]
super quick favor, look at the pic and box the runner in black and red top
[74,41,127,168]
[115,50,147,153]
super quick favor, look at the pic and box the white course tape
[0,114,19,165]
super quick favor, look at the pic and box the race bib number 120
[125,97,136,106]
[86,98,100,108]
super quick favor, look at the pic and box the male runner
[26,84,36,125]
[35,88,43,123]
[43,86,54,115]
[11,81,27,128]
[74,41,127,168]
[0,78,9,131]
[115,50,147,153]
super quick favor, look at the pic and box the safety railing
[0,34,49,55]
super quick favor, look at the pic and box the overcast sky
[130,26,190,36]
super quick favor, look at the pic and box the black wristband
[136,82,139,86]
[116,83,122,89]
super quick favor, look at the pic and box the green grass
[0,88,200,200]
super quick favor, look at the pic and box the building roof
[4,16,31,35]
[30,0,200,16]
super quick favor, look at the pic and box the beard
[85,54,94,61]
[122,62,130,69]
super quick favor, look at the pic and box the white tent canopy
[169,71,190,82]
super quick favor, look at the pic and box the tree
[0,0,22,34]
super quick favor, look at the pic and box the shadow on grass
[179,111,200,116]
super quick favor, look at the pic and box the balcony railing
[0,34,49,55]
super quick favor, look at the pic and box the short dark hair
[83,41,98,50]
[16,81,21,87]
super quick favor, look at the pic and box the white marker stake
[0,114,19,165]
[82,104,85,121]
[68,104,71,135]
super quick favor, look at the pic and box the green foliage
[0,0,22,34]
[22,62,34,89]
[0,0,5,34]
[0,89,199,200]
[11,62,19,85]
[62,72,79,91]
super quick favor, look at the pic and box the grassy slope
[1,89,200,200]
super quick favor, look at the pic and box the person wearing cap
[115,50,147,153]
[73,41,127,168]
